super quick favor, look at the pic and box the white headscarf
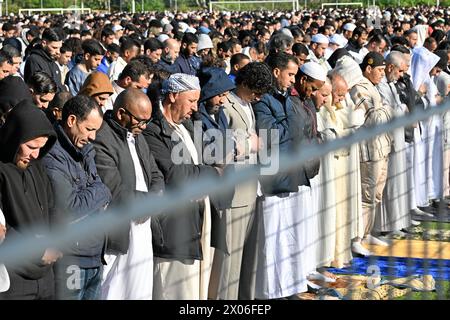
[410,46,440,91]
[332,55,364,88]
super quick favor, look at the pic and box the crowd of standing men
[0,5,450,300]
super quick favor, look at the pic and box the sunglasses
[121,108,152,127]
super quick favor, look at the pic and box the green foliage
[144,0,166,11]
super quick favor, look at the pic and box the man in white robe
[411,47,443,206]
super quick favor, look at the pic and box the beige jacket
[351,77,393,162]
[223,92,258,207]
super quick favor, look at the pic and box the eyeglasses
[121,108,152,127]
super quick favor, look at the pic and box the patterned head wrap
[161,73,201,94]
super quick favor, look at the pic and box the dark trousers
[0,268,54,300]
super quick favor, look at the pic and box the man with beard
[173,33,199,76]
[194,67,237,300]
[253,53,317,299]
[143,73,221,299]
[392,44,434,219]
[308,33,331,71]
[157,38,180,74]
[346,26,369,64]
[290,62,327,284]
[374,51,413,237]
[0,101,62,299]
[24,28,65,92]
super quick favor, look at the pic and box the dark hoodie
[0,101,57,282]
[23,44,65,92]
[0,76,33,113]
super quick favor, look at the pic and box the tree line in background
[2,0,450,14]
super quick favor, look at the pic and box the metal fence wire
[1,98,450,300]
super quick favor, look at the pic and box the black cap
[360,52,386,71]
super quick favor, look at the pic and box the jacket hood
[333,55,364,88]
[411,46,440,91]
[29,44,53,63]
[327,48,352,69]
[198,67,235,103]
[78,71,114,97]
[0,76,33,112]
[0,100,56,163]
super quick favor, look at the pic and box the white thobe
[101,133,153,300]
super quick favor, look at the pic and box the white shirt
[126,133,148,193]
[171,122,200,165]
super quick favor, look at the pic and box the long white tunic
[255,190,309,299]
[410,47,441,206]
[316,108,337,268]
[423,77,443,200]
[335,95,365,241]
[374,78,411,232]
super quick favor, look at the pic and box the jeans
[55,263,103,300]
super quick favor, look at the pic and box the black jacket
[0,101,57,280]
[93,111,164,255]
[290,94,321,186]
[24,44,65,92]
[396,73,424,142]
[143,116,220,260]
[42,123,112,268]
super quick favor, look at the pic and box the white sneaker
[352,242,372,256]
[411,220,421,226]
[362,234,389,246]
